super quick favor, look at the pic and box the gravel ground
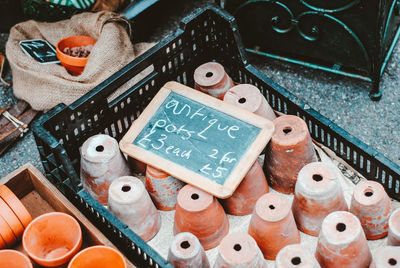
[0,0,399,178]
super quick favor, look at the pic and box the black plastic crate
[33,4,400,268]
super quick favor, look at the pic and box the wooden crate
[0,163,135,268]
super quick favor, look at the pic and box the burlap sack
[6,11,154,111]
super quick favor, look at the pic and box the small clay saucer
[0,213,16,247]
[0,185,32,228]
[0,198,24,239]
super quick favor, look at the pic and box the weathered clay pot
[275,244,321,268]
[174,185,229,250]
[370,246,400,268]
[145,165,185,211]
[0,185,32,228]
[0,198,24,240]
[292,162,348,236]
[194,62,234,99]
[22,212,82,267]
[167,232,210,268]
[127,156,147,175]
[220,160,269,216]
[265,115,316,194]
[68,246,126,268]
[315,211,371,268]
[214,232,267,268]
[350,180,391,240]
[388,207,400,246]
[80,134,131,205]
[108,176,160,242]
[0,212,16,247]
[0,250,33,268]
[248,192,300,260]
[223,84,276,121]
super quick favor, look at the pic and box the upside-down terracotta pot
[223,84,276,121]
[350,180,391,240]
[68,246,126,268]
[388,207,400,246]
[0,198,24,242]
[80,134,131,205]
[248,192,300,260]
[108,176,160,242]
[174,185,229,250]
[315,211,371,268]
[0,250,33,268]
[214,232,267,268]
[370,246,400,268]
[167,232,210,268]
[0,212,16,247]
[194,62,234,99]
[0,185,32,228]
[275,244,321,268]
[128,156,147,175]
[265,115,316,194]
[145,165,185,210]
[220,161,269,215]
[22,212,82,267]
[292,162,348,236]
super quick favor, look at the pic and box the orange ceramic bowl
[0,250,33,268]
[56,35,96,76]
[68,246,126,268]
[22,212,82,267]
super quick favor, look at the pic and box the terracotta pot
[80,134,131,205]
[388,207,400,246]
[56,35,96,76]
[128,156,147,175]
[214,232,267,268]
[174,185,229,250]
[292,162,348,236]
[0,231,6,249]
[350,180,391,240]
[220,161,269,216]
[248,192,300,260]
[108,176,160,242]
[167,232,210,268]
[0,212,16,247]
[22,212,82,267]
[223,84,276,121]
[265,115,316,194]
[194,62,234,99]
[145,165,185,210]
[275,244,321,268]
[0,185,32,227]
[0,249,33,268]
[68,246,126,268]
[0,198,24,240]
[315,211,371,268]
[370,246,400,268]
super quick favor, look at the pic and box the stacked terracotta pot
[0,185,32,249]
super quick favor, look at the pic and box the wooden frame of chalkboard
[120,81,274,198]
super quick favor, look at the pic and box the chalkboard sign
[19,39,60,64]
[120,82,274,198]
